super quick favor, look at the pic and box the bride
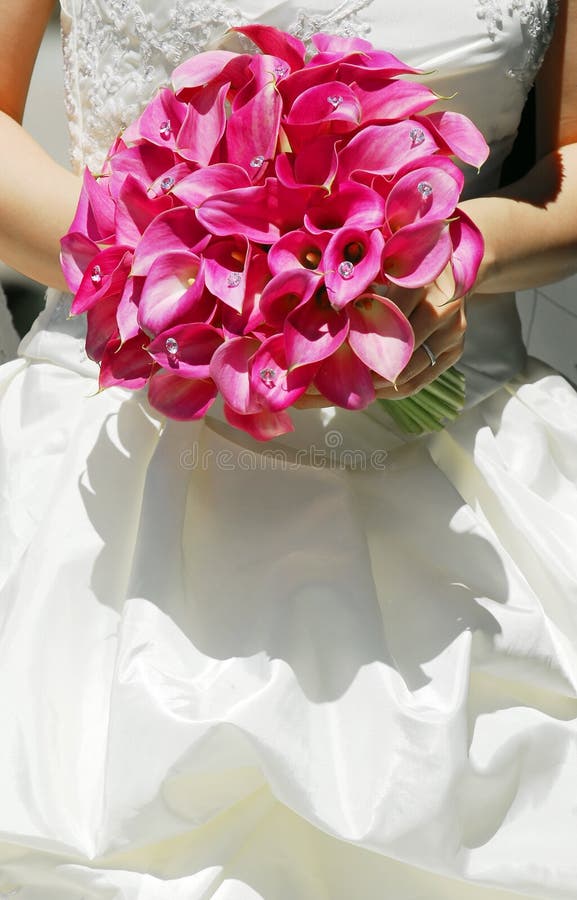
[1,1,576,897]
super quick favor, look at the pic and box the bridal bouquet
[61,25,488,440]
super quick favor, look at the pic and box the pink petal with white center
[305,181,386,234]
[196,181,282,243]
[148,371,217,420]
[172,163,251,209]
[449,208,485,298]
[347,294,414,382]
[137,252,205,335]
[385,166,461,231]
[70,246,133,315]
[132,207,210,276]
[287,81,361,130]
[313,341,376,409]
[209,336,262,414]
[116,276,142,344]
[337,121,438,183]
[353,79,438,122]
[225,83,282,179]
[147,323,223,378]
[232,25,306,70]
[176,82,228,166]
[203,236,251,312]
[324,227,384,309]
[268,231,329,276]
[123,87,187,149]
[284,290,349,368]
[249,333,319,411]
[382,219,453,288]
[114,175,173,247]
[85,294,119,363]
[99,333,156,391]
[417,111,490,169]
[223,403,294,441]
[260,269,321,329]
[60,232,100,293]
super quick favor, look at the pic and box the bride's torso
[21,0,558,442]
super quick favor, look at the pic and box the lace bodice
[60,0,558,176]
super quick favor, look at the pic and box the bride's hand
[294,280,467,409]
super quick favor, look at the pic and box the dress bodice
[22,0,559,419]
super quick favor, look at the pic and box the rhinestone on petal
[91,265,102,285]
[274,62,289,78]
[165,337,179,356]
[259,367,277,387]
[338,261,355,279]
[417,181,433,198]
[159,120,172,139]
[250,155,265,168]
[160,176,175,193]
[409,127,425,146]
[328,95,344,109]
[226,272,242,288]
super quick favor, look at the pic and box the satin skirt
[1,293,577,899]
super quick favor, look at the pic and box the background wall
[1,12,576,385]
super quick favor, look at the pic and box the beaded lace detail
[60,0,373,173]
[477,0,559,85]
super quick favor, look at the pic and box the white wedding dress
[2,1,577,898]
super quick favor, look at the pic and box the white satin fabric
[2,1,577,898]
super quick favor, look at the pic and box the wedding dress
[2,1,577,897]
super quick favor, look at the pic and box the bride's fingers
[394,306,467,385]
[374,344,463,399]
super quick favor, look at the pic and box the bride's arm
[461,0,577,293]
[0,0,81,290]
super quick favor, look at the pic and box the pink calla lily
[385,165,462,231]
[382,219,453,288]
[313,341,376,409]
[148,370,218,420]
[284,287,349,368]
[347,293,414,382]
[249,334,319,411]
[99,333,157,390]
[60,232,100,294]
[448,208,485,298]
[221,252,270,338]
[67,169,115,243]
[267,231,329,276]
[353,79,438,122]
[287,81,362,131]
[305,181,386,233]
[197,179,284,242]
[172,51,248,99]
[108,144,178,199]
[232,24,306,72]
[116,276,143,344]
[172,163,251,209]
[260,269,321,329]
[85,294,120,363]
[122,87,187,149]
[176,82,228,166]
[114,175,173,247]
[415,111,490,169]
[324,226,385,309]
[209,336,263,414]
[70,246,133,315]
[204,236,251,312]
[137,252,206,335]
[225,83,282,178]
[338,121,438,183]
[147,323,223,377]
[275,135,339,192]
[132,207,210,276]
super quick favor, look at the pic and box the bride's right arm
[0,0,81,290]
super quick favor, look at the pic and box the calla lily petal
[176,82,228,165]
[449,208,485,298]
[385,166,461,231]
[338,121,438,183]
[347,293,414,382]
[60,232,100,294]
[305,181,386,233]
[223,403,294,441]
[284,290,349,367]
[137,252,205,335]
[148,371,217,419]
[260,269,321,329]
[324,227,384,309]
[147,323,223,377]
[250,334,318,411]
[209,336,262,413]
[313,341,376,409]
[99,333,156,390]
[116,276,142,344]
[382,219,453,288]
[417,111,490,168]
[85,294,119,363]
[70,246,133,315]
[132,207,210,276]
[232,24,306,71]
[268,231,329,276]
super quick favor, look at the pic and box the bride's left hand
[294,281,467,409]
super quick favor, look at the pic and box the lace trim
[61,0,374,173]
[477,0,559,85]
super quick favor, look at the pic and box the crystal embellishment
[226,272,242,288]
[274,62,289,78]
[165,337,179,355]
[91,265,102,284]
[250,155,265,168]
[160,175,175,192]
[328,95,344,108]
[409,127,426,146]
[338,261,355,279]
[259,367,277,387]
[159,120,172,139]
[417,181,433,197]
